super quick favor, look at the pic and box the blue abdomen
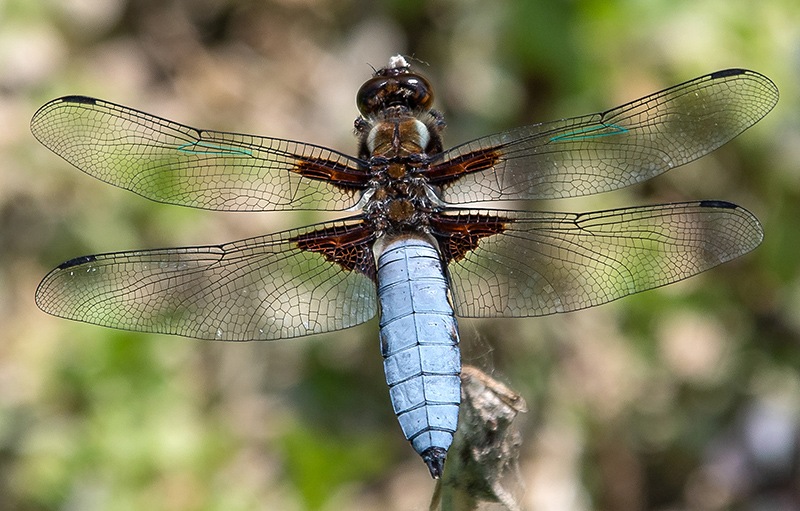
[376,235,461,478]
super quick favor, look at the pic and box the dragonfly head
[357,55,434,116]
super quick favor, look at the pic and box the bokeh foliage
[1,0,799,509]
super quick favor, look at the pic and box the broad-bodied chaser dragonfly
[32,56,777,478]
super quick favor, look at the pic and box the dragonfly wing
[30,96,370,211]
[36,218,378,340]
[428,69,778,203]
[434,202,762,317]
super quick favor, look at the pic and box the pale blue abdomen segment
[376,236,461,477]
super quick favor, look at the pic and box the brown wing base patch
[431,213,510,263]
[425,147,503,186]
[293,157,371,190]
[292,222,377,278]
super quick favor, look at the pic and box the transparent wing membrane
[30,96,368,212]
[445,201,763,317]
[435,69,778,203]
[35,219,378,340]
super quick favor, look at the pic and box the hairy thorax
[356,107,446,236]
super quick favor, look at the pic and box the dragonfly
[32,56,777,478]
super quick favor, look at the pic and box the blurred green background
[2,0,799,510]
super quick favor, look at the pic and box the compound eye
[356,76,391,116]
[398,74,433,111]
[356,73,435,116]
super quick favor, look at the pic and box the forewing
[429,69,778,203]
[35,219,378,340]
[30,96,369,211]
[439,202,762,317]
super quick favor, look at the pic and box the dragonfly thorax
[358,86,447,235]
[363,174,441,235]
[365,118,431,157]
